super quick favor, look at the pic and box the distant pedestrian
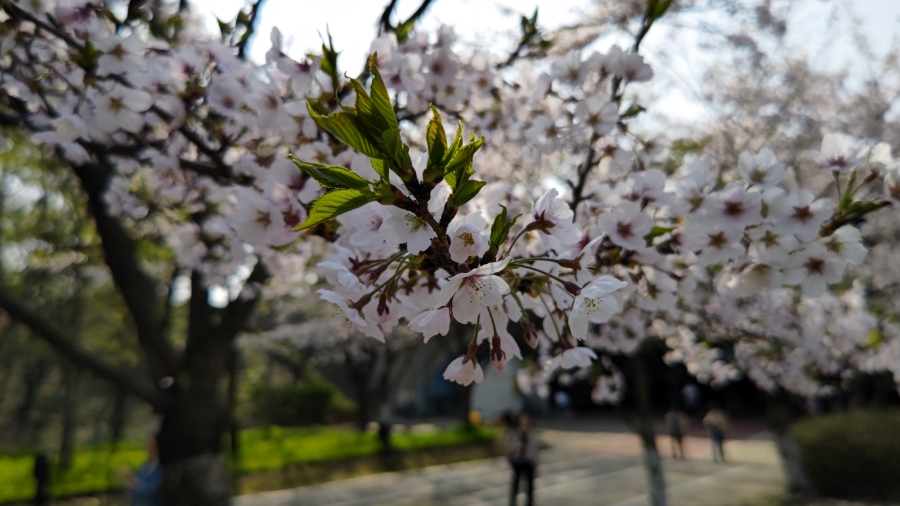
[33,453,50,506]
[665,407,690,460]
[553,390,570,416]
[682,382,701,418]
[508,413,539,506]
[703,403,728,463]
[119,435,161,506]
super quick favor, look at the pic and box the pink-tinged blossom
[569,275,627,340]
[94,34,145,75]
[885,164,900,207]
[682,223,745,267]
[738,148,784,188]
[768,190,833,241]
[318,289,385,342]
[597,200,653,251]
[575,95,618,136]
[816,133,857,172]
[435,257,511,324]
[448,213,488,262]
[530,189,582,250]
[819,226,866,265]
[443,355,484,385]
[93,85,152,134]
[701,183,763,229]
[409,307,451,342]
[783,243,845,297]
[548,347,597,371]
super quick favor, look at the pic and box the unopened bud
[365,263,389,288]
[521,319,538,349]
[458,263,471,273]
[490,336,506,371]
[562,280,582,295]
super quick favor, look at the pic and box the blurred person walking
[32,453,50,506]
[665,407,690,460]
[703,403,729,463]
[119,435,161,506]
[508,413,539,506]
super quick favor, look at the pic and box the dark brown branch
[237,0,267,60]
[71,160,182,378]
[0,288,164,407]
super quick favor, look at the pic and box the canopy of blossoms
[2,0,898,399]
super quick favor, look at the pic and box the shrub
[793,409,900,501]
[249,381,356,426]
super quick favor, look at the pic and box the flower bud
[490,336,506,371]
[365,263,389,287]
[458,262,471,273]
[521,319,538,349]
[563,280,582,295]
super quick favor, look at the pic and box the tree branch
[237,0,267,60]
[71,160,182,378]
[0,288,164,408]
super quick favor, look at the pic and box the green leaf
[621,103,644,119]
[869,327,885,348]
[349,79,391,133]
[649,0,673,21]
[319,29,340,91]
[489,205,521,250]
[306,103,383,158]
[644,226,674,246]
[442,121,464,166]
[368,54,400,131]
[443,136,484,190]
[450,180,486,207]
[285,155,372,191]
[382,128,404,167]
[371,159,389,180]
[294,189,376,231]
[426,105,447,169]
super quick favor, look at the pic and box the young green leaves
[306,53,414,181]
[489,204,521,257]
[286,155,378,231]
[422,107,487,207]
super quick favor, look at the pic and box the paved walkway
[235,424,784,506]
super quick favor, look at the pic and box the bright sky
[192,0,900,128]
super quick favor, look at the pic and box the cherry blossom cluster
[2,0,897,395]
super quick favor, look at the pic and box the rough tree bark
[633,350,667,506]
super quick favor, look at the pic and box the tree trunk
[157,388,231,506]
[109,388,127,446]
[766,392,813,497]
[58,363,79,470]
[633,351,667,506]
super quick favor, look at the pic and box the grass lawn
[0,424,496,504]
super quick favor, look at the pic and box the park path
[235,423,784,506]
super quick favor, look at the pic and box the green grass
[0,425,495,503]
[0,443,146,503]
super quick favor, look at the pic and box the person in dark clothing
[703,402,729,463]
[665,407,690,460]
[508,413,539,506]
[33,453,50,506]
